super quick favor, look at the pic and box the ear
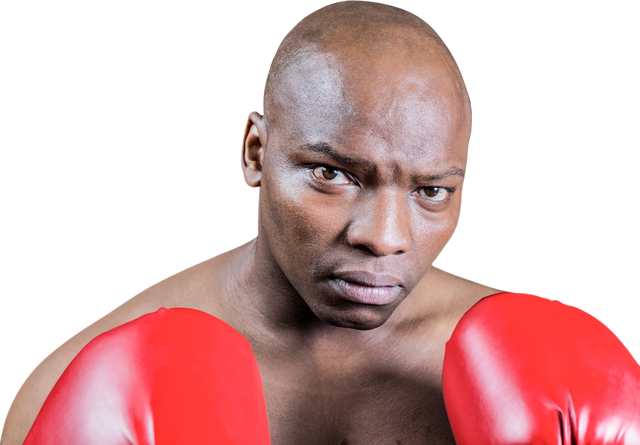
[241,112,267,187]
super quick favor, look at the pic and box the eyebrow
[416,167,466,182]
[297,142,376,169]
[297,141,465,181]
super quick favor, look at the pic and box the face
[249,44,470,330]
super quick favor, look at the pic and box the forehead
[269,45,470,169]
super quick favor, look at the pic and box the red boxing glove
[443,292,640,445]
[24,308,271,445]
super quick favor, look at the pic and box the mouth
[331,271,403,305]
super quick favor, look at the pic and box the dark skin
[2,2,499,444]
[235,20,471,331]
[232,18,471,443]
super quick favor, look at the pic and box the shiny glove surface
[24,307,271,445]
[443,292,640,445]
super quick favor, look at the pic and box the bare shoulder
[389,267,502,345]
[422,267,502,318]
[0,245,244,445]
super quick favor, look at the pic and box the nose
[347,188,411,256]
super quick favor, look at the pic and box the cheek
[411,203,460,263]
[260,166,347,266]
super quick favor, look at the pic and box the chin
[315,304,394,330]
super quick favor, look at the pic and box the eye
[416,186,451,202]
[311,166,352,185]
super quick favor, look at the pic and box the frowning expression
[252,43,470,330]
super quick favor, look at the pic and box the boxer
[2,1,637,445]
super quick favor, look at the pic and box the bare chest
[256,350,455,445]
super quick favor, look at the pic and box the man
[2,2,639,444]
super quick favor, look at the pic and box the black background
[5,0,639,406]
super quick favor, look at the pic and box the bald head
[264,1,470,132]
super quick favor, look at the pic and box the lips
[332,271,403,305]
[333,270,402,287]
